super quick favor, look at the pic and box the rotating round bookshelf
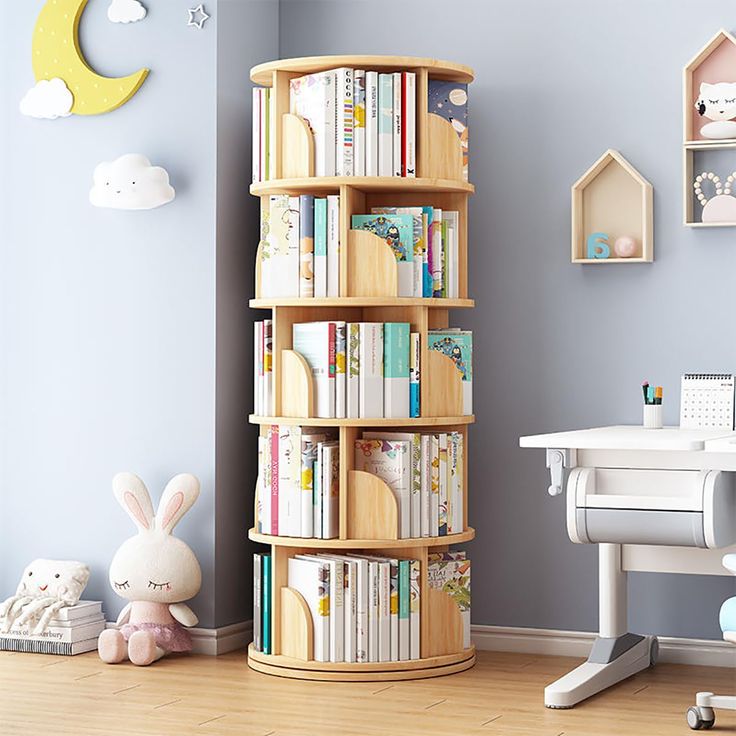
[248,55,475,682]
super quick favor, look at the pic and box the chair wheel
[687,706,715,730]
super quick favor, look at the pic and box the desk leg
[544,544,658,709]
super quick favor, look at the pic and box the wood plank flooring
[0,649,733,735]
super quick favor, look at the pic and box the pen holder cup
[643,404,663,429]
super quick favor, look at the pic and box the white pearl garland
[694,171,723,206]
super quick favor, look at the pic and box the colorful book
[430,434,440,537]
[421,206,434,297]
[299,555,343,663]
[353,69,366,177]
[428,80,468,181]
[438,432,448,536]
[335,321,347,419]
[287,557,330,662]
[289,71,336,177]
[365,71,379,177]
[314,197,328,298]
[428,552,471,648]
[334,68,354,176]
[420,433,431,537]
[351,214,414,297]
[300,431,325,538]
[293,322,336,418]
[398,559,410,661]
[327,195,340,297]
[254,321,263,414]
[263,319,272,414]
[269,425,279,535]
[410,332,420,418]
[262,553,272,653]
[428,330,473,414]
[278,425,302,536]
[402,71,416,177]
[378,73,393,177]
[383,322,410,419]
[392,71,402,177]
[354,438,410,538]
[358,322,383,418]
[321,441,340,539]
[347,322,360,419]
[431,208,443,297]
[253,554,262,651]
[261,195,299,297]
[388,558,399,662]
[371,207,424,297]
[299,195,315,298]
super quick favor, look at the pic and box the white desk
[520,425,736,708]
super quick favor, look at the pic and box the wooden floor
[0,649,733,735]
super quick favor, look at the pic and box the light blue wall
[280,0,736,639]
[0,0,277,629]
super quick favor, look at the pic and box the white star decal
[187,3,210,29]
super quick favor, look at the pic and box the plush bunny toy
[97,472,202,666]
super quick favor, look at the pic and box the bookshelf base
[247,644,475,681]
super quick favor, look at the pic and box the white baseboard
[471,624,736,669]
[105,620,252,656]
[190,620,252,656]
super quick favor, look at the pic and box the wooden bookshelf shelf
[249,415,475,427]
[250,55,474,85]
[247,644,476,681]
[250,297,475,309]
[248,528,476,548]
[250,177,474,196]
[248,54,475,682]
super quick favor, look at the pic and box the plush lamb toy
[98,472,202,666]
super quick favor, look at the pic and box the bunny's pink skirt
[120,622,193,652]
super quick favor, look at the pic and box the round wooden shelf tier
[249,54,475,683]
[249,527,475,549]
[250,176,474,196]
[250,297,475,309]
[249,414,475,427]
[250,55,474,85]
[247,644,476,682]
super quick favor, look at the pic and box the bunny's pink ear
[112,472,155,532]
[155,474,200,534]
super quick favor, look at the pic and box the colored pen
[647,386,655,405]
[655,386,662,405]
[642,382,649,404]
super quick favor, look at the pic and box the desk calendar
[679,373,735,430]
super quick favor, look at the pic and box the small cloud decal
[90,154,175,211]
[108,0,147,23]
[20,78,73,119]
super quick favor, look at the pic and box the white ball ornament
[613,236,638,258]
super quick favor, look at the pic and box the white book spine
[353,69,366,177]
[322,443,339,539]
[314,445,323,538]
[368,561,379,662]
[264,319,273,415]
[420,434,431,537]
[344,560,357,663]
[404,72,416,177]
[456,432,464,532]
[346,323,360,419]
[290,72,336,177]
[1,620,105,644]
[389,560,399,662]
[392,72,402,177]
[409,560,420,659]
[430,434,440,537]
[293,322,334,418]
[327,559,344,662]
[252,88,261,183]
[365,71,379,177]
[355,558,369,663]
[326,195,340,297]
[432,208,443,297]
[377,562,391,663]
[358,323,383,418]
[268,87,277,180]
[278,426,301,537]
[377,73,393,177]
[51,602,103,622]
[254,321,262,415]
[259,88,268,182]
[439,432,448,536]
[334,68,354,176]
[288,559,330,662]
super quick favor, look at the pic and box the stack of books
[258,194,340,298]
[253,319,272,416]
[288,321,420,419]
[428,552,471,648]
[256,425,340,539]
[353,207,460,298]
[428,328,473,414]
[253,552,422,663]
[356,430,465,538]
[253,74,470,183]
[0,601,105,655]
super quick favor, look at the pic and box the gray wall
[0,0,277,629]
[280,0,736,639]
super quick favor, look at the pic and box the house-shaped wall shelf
[571,149,653,264]
[683,28,736,145]
[683,29,736,227]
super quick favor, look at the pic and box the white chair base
[686,691,736,729]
